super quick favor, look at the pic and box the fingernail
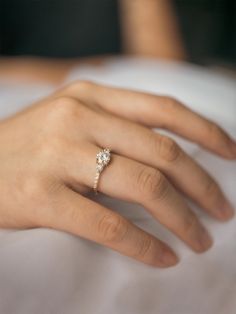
[197,227,213,252]
[218,200,235,220]
[161,249,179,266]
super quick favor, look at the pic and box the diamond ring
[93,148,111,194]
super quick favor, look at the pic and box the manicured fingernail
[197,227,213,252]
[218,200,235,220]
[161,249,179,267]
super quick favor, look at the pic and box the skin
[0,80,235,268]
[120,0,186,60]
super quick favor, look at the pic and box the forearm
[119,0,186,60]
[0,57,74,84]
[0,56,107,84]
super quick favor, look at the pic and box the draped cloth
[0,58,235,314]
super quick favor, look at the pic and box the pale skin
[0,81,235,267]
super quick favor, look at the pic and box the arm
[0,56,106,84]
[119,0,186,60]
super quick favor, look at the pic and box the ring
[93,148,111,194]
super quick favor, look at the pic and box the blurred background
[0,0,235,82]
[175,0,235,66]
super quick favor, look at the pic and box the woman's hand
[0,81,235,267]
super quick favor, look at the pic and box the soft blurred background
[0,0,235,82]
[175,0,236,76]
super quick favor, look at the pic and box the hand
[0,81,235,267]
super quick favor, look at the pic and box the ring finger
[90,113,234,221]
[62,141,213,253]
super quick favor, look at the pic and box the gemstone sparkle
[96,149,111,166]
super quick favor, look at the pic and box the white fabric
[0,58,236,314]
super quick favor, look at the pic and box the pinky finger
[46,187,179,268]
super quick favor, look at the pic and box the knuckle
[15,176,56,226]
[45,96,81,127]
[98,214,129,243]
[45,97,86,133]
[202,177,219,199]
[67,80,95,93]
[206,122,222,142]
[51,96,79,117]
[134,235,153,259]
[162,96,181,112]
[136,167,169,201]
[158,136,182,162]
[182,213,199,236]
[16,175,42,203]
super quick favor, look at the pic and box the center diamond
[96,149,111,166]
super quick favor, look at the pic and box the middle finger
[90,113,234,221]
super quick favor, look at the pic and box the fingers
[62,143,213,253]
[58,81,236,159]
[44,94,234,221]
[46,187,178,268]
[90,114,234,221]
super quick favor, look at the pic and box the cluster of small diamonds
[96,148,111,172]
[94,148,111,193]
